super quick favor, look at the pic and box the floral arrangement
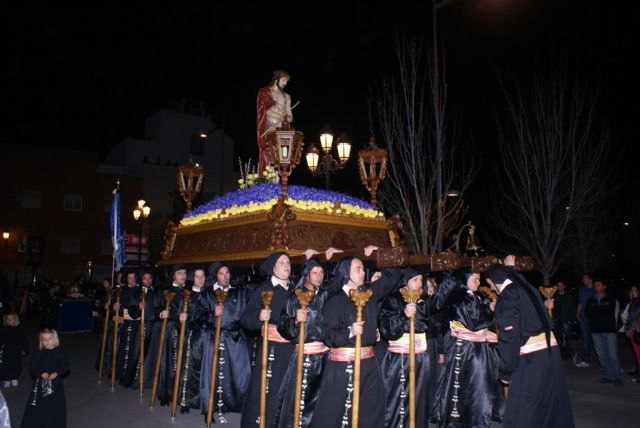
[180,183,385,227]
[237,158,278,189]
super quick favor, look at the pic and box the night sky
[4,1,637,206]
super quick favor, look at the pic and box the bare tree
[566,188,618,274]
[373,35,475,254]
[493,65,611,285]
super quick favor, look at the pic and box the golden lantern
[358,137,388,207]
[177,155,204,211]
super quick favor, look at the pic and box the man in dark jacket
[585,277,622,386]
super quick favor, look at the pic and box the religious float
[158,69,535,275]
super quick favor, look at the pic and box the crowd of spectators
[552,273,640,385]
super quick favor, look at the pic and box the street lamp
[177,154,204,211]
[266,127,304,198]
[133,201,151,268]
[357,137,388,207]
[305,125,352,190]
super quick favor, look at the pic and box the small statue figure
[256,70,293,174]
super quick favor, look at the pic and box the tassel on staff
[150,290,176,408]
[348,288,372,428]
[292,288,314,428]
[97,288,113,382]
[171,289,192,419]
[206,289,229,427]
[259,290,274,428]
[110,287,122,390]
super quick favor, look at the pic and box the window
[60,237,81,254]
[20,190,42,209]
[191,134,205,156]
[63,193,83,211]
[100,238,112,255]
[18,236,28,253]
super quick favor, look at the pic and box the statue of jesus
[256,70,293,174]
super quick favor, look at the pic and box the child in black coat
[0,312,28,387]
[21,329,70,428]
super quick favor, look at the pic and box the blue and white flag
[110,185,127,271]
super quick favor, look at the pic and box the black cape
[431,273,504,427]
[378,288,432,428]
[309,268,401,428]
[272,283,331,428]
[494,268,575,428]
[240,278,294,428]
[21,347,70,428]
[198,284,251,419]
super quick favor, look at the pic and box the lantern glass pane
[320,132,333,152]
[337,141,351,162]
[306,151,319,171]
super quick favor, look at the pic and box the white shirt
[213,282,231,292]
[271,276,289,290]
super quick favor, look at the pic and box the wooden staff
[348,288,373,428]
[259,290,274,428]
[110,287,122,389]
[97,288,113,382]
[150,289,176,408]
[171,289,192,419]
[399,288,423,428]
[206,289,229,428]
[292,288,314,428]
[139,287,146,396]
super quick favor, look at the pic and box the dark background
[3,0,638,276]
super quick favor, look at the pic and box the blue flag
[110,186,127,271]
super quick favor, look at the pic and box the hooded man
[197,261,250,422]
[114,269,141,387]
[240,252,294,428]
[310,248,401,428]
[378,267,434,428]
[151,264,190,406]
[485,257,574,428]
[272,257,330,428]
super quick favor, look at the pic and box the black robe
[130,285,157,389]
[431,274,504,428]
[378,289,432,428]
[272,283,331,428]
[179,287,206,412]
[240,279,294,428]
[21,347,70,428]
[151,284,191,406]
[0,325,28,381]
[496,272,575,428]
[309,269,401,428]
[425,301,447,421]
[115,284,141,387]
[96,287,121,380]
[198,285,251,420]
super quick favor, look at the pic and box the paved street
[2,319,637,427]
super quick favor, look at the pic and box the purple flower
[183,184,379,219]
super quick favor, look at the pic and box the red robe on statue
[256,86,275,175]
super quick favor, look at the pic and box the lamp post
[357,137,388,207]
[305,125,351,190]
[133,200,151,268]
[177,155,204,211]
[266,127,304,198]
